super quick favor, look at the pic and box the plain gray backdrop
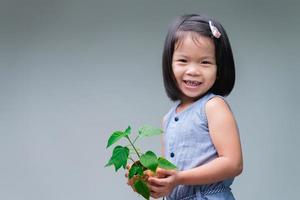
[1,0,299,199]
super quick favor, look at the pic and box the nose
[186,64,200,76]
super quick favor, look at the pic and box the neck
[179,97,195,108]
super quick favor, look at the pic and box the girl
[147,14,243,200]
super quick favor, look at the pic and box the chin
[182,93,203,100]
[181,90,209,101]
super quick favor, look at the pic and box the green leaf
[106,126,131,148]
[105,146,129,171]
[128,162,143,179]
[140,151,158,172]
[124,126,131,136]
[158,157,177,170]
[104,158,113,167]
[138,125,163,138]
[134,179,150,200]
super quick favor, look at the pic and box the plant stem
[126,135,141,158]
[129,156,135,163]
[132,135,140,144]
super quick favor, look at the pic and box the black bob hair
[162,14,235,101]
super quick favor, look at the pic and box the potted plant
[105,125,176,200]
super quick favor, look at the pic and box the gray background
[1,0,299,199]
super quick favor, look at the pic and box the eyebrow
[173,54,188,58]
[173,53,214,60]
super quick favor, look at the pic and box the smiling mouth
[184,80,201,86]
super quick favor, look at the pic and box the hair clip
[209,21,221,38]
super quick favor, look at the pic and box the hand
[125,165,156,192]
[125,164,137,192]
[147,168,179,199]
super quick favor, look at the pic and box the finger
[148,177,165,186]
[127,179,132,185]
[132,186,136,192]
[150,191,162,199]
[148,180,161,187]
[147,183,161,193]
[125,172,128,178]
[144,170,155,177]
[150,192,159,199]
[127,178,134,186]
[156,172,166,178]
[156,167,176,176]
[126,164,131,170]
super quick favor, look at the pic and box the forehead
[174,31,215,56]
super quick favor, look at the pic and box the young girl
[146,14,243,200]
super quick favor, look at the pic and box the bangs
[174,31,210,50]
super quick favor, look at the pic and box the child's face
[172,32,217,102]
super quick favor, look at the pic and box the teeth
[185,80,201,86]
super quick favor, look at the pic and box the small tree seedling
[105,125,177,200]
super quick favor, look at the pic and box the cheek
[210,66,217,78]
[205,69,217,84]
[211,69,217,79]
[172,67,181,80]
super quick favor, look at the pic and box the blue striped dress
[163,92,235,200]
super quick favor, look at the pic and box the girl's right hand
[125,164,137,192]
[125,165,158,193]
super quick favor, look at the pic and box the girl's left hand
[147,168,179,199]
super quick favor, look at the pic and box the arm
[148,97,243,197]
[177,97,243,184]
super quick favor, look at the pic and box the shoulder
[205,96,232,118]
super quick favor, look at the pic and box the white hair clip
[209,21,221,38]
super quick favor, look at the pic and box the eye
[177,59,188,63]
[201,60,212,65]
